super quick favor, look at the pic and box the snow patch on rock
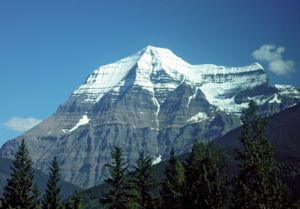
[269,94,281,104]
[152,155,162,165]
[152,96,160,130]
[187,112,208,123]
[187,87,199,107]
[63,115,90,133]
[275,84,300,98]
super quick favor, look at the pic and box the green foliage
[231,100,288,209]
[101,147,129,209]
[2,103,294,209]
[184,141,227,209]
[0,139,40,209]
[129,150,155,209]
[64,191,83,209]
[42,157,62,209]
[32,183,41,209]
[160,148,185,209]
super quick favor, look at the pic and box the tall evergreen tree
[130,150,155,209]
[231,100,287,209]
[64,192,82,209]
[183,141,205,209]
[1,139,39,209]
[200,142,227,209]
[184,141,227,209]
[101,147,129,209]
[42,156,62,209]
[160,148,185,209]
[32,183,41,209]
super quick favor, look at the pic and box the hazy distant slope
[0,157,82,198]
[215,103,300,162]
[215,104,300,201]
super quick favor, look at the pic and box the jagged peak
[140,45,174,55]
[142,45,167,52]
[72,46,268,104]
[135,45,190,69]
[254,62,264,70]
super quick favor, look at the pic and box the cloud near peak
[4,117,42,132]
[252,44,295,76]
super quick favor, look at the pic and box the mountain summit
[1,46,299,188]
[71,45,187,105]
[70,45,269,113]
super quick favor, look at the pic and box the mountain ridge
[1,46,299,188]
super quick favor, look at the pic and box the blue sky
[0,0,299,146]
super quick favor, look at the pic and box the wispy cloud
[4,117,42,132]
[252,44,295,76]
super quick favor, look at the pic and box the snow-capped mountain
[70,46,267,113]
[1,46,299,188]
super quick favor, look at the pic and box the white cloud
[252,44,295,76]
[269,59,295,76]
[4,117,42,132]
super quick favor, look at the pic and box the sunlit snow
[152,96,160,129]
[69,46,300,114]
[275,84,300,98]
[72,54,140,103]
[63,115,90,133]
[152,155,162,165]
[72,46,265,108]
[187,87,199,107]
[187,112,208,123]
[269,94,281,104]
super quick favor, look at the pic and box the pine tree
[183,141,227,209]
[64,192,82,209]
[200,142,227,209]
[160,148,185,209]
[101,147,129,209]
[183,141,205,209]
[231,100,287,209]
[1,139,39,209]
[42,156,62,209]
[130,150,155,209]
[32,183,41,209]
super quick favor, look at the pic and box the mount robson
[1,46,300,189]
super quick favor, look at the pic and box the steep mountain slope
[0,157,81,198]
[1,46,299,188]
[80,104,300,209]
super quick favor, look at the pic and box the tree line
[0,139,82,209]
[0,101,298,209]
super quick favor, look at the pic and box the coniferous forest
[1,102,299,209]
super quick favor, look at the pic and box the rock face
[1,46,299,188]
